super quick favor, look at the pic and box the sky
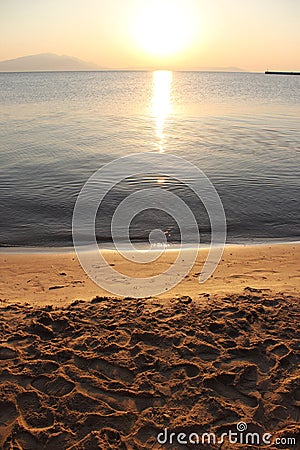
[0,0,299,71]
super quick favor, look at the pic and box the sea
[0,70,299,248]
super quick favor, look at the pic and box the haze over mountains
[0,53,246,72]
[0,53,101,72]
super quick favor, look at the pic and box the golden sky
[0,0,299,71]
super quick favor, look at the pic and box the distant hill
[0,53,101,72]
[191,66,246,72]
[0,54,246,72]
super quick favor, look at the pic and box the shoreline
[1,242,299,306]
[0,238,299,255]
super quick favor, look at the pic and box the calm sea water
[0,71,299,247]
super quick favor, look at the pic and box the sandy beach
[1,0,300,446]
[0,243,299,306]
[0,243,299,449]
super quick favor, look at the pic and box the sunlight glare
[151,70,173,153]
[134,1,194,58]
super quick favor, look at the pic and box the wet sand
[0,243,299,306]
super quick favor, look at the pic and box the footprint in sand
[204,373,258,407]
[17,391,54,428]
[164,363,200,380]
[0,346,18,360]
[292,387,300,401]
[269,343,290,357]
[235,364,258,392]
[211,307,239,318]
[77,411,134,435]
[0,400,18,427]
[277,351,298,370]
[183,363,200,378]
[31,374,75,397]
[11,429,41,449]
[228,347,276,373]
[67,428,126,450]
[90,358,134,384]
[65,392,115,415]
[130,331,174,348]
[136,424,159,446]
[75,355,134,384]
[188,342,220,361]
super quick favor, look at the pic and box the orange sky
[0,0,299,71]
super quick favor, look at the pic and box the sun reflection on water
[151,70,173,153]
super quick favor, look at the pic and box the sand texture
[0,290,299,449]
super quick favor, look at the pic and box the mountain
[189,66,246,72]
[0,53,101,72]
[0,54,246,72]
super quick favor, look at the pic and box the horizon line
[0,68,258,74]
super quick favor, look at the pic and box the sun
[133,1,194,58]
